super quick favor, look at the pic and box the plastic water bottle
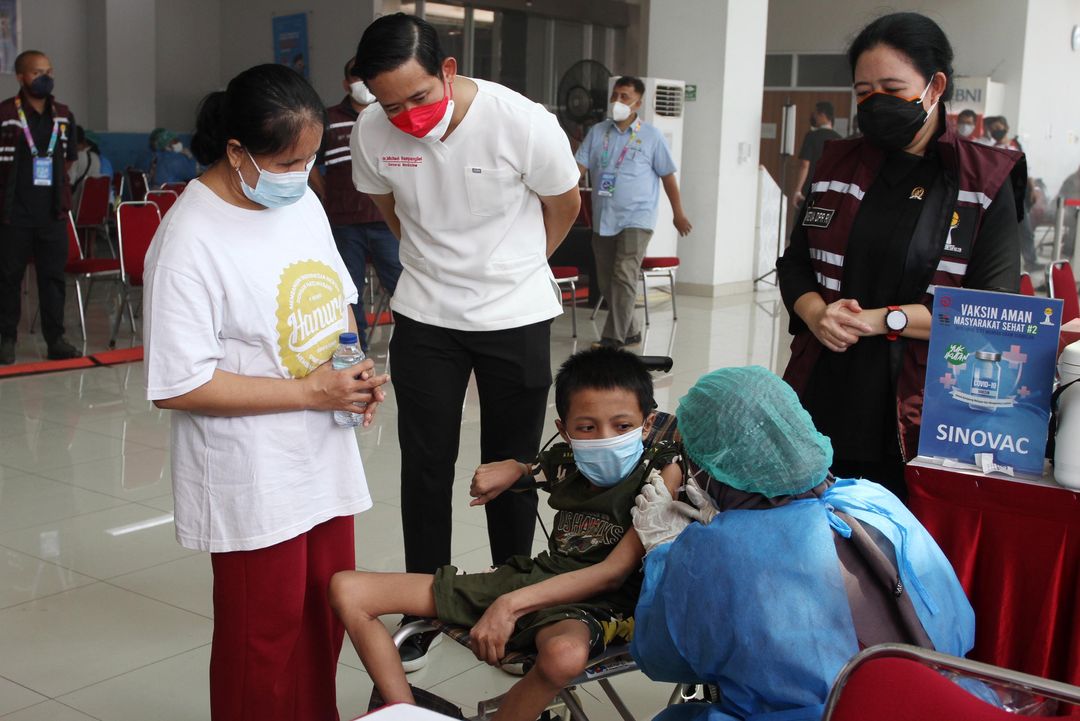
[1055,340,1080,489]
[332,332,366,428]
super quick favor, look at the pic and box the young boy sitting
[329,347,682,721]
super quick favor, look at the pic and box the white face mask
[609,101,632,123]
[169,141,183,153]
[957,123,975,137]
[349,80,376,106]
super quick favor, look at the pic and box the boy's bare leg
[329,571,439,704]
[492,619,592,721]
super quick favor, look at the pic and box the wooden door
[760,89,855,195]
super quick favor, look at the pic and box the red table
[906,458,1080,688]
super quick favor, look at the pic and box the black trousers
[390,312,552,573]
[0,220,68,344]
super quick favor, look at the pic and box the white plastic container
[1054,340,1080,489]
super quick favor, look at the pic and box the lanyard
[599,118,641,173]
[14,96,59,159]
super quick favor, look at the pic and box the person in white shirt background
[142,64,389,721]
[350,12,582,670]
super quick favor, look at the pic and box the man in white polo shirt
[351,13,581,668]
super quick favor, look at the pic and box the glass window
[796,54,850,88]
[764,54,793,87]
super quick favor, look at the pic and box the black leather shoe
[46,338,82,360]
[0,338,14,365]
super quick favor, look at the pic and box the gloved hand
[632,470,691,553]
[671,477,719,525]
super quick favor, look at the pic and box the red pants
[210,515,355,721]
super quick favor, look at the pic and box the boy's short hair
[614,76,646,98]
[554,347,654,420]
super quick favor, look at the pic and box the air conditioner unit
[608,76,686,259]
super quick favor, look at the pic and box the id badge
[32,157,53,187]
[597,172,617,197]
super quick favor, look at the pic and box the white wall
[648,0,768,295]
[4,0,89,127]
[1017,0,1080,194]
[155,0,222,132]
[104,0,155,132]
[766,0,1028,133]
[219,0,382,108]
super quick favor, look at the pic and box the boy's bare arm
[468,462,683,665]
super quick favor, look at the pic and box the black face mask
[26,75,54,99]
[989,127,1007,141]
[856,83,934,151]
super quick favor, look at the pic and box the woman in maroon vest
[777,12,1024,501]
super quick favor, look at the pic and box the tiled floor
[0,281,790,720]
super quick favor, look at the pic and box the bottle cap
[339,332,359,345]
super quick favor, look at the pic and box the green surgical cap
[676,366,833,497]
[149,127,176,151]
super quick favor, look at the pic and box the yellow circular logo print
[276,260,345,378]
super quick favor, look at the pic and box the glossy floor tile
[0,286,789,720]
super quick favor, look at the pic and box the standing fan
[556,60,612,144]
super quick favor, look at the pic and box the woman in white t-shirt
[142,64,388,721]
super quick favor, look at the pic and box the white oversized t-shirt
[351,77,580,331]
[143,180,372,553]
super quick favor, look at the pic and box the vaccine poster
[272,13,309,79]
[919,287,1062,477]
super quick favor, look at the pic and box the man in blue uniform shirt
[576,76,691,350]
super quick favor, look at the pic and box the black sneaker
[623,333,642,346]
[47,338,82,360]
[0,338,14,365]
[591,337,623,350]
[399,627,442,673]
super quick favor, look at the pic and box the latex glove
[671,477,719,525]
[632,470,691,553]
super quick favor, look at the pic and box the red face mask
[389,78,455,141]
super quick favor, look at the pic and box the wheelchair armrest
[391,619,439,648]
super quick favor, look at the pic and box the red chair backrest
[1019,272,1035,296]
[161,181,187,194]
[146,189,179,218]
[116,202,161,287]
[65,211,83,261]
[74,175,111,227]
[126,167,148,201]
[829,657,1015,721]
[1050,261,1080,323]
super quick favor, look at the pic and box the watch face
[886,309,906,332]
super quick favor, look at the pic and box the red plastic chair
[550,265,581,337]
[640,255,679,325]
[125,167,148,202]
[1047,260,1080,323]
[109,201,161,347]
[64,211,123,340]
[824,644,1080,721]
[160,181,187,194]
[146,189,179,218]
[74,175,114,257]
[1019,272,1035,296]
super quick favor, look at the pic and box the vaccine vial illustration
[969,350,1002,410]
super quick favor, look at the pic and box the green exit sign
[685,84,697,102]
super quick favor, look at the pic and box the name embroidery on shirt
[381,154,423,168]
[802,207,835,229]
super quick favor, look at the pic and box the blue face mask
[570,426,644,487]
[237,150,313,208]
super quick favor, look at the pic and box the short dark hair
[344,57,357,79]
[190,64,327,166]
[614,76,646,98]
[958,109,977,121]
[354,13,445,83]
[554,347,654,421]
[847,12,954,103]
[814,101,835,122]
[990,115,1009,129]
[14,50,45,74]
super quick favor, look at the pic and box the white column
[647,0,768,296]
[103,0,156,132]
